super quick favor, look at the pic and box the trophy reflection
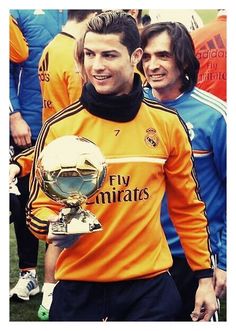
[36,135,107,235]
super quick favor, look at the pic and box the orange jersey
[38,32,83,122]
[191,15,226,101]
[13,146,34,177]
[9,15,28,63]
[13,33,83,176]
[27,80,212,282]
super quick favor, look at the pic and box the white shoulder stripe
[194,87,226,110]
[106,156,166,165]
[191,91,226,121]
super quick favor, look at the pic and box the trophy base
[51,207,103,235]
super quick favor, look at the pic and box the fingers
[191,302,218,322]
[12,130,32,148]
[213,268,227,299]
[9,164,20,183]
[191,298,203,321]
[47,219,80,248]
[215,284,226,299]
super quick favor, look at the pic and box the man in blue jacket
[9,9,67,304]
[138,21,226,321]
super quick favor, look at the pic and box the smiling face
[142,31,182,101]
[83,32,141,96]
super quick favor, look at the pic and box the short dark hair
[67,10,102,22]
[142,14,151,27]
[86,10,140,56]
[137,22,200,92]
[123,9,142,25]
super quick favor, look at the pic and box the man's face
[83,32,135,95]
[142,31,182,100]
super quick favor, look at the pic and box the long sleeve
[211,115,227,270]
[9,61,22,114]
[164,116,212,276]
[12,146,35,178]
[9,15,29,63]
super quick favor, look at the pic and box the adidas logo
[38,52,50,82]
[196,34,226,60]
[199,34,225,50]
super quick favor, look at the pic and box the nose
[92,55,105,71]
[148,57,160,71]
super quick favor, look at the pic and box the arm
[9,15,29,63]
[211,114,227,298]
[165,115,217,320]
[165,118,212,273]
[9,11,32,147]
[9,61,32,148]
[11,146,35,178]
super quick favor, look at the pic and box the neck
[62,21,87,40]
[152,88,182,102]
[80,73,143,122]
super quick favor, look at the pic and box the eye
[142,54,150,62]
[159,52,172,60]
[104,53,116,59]
[84,50,94,58]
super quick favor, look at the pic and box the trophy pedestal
[51,206,103,235]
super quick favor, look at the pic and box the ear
[131,48,143,67]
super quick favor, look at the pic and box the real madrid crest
[145,128,159,148]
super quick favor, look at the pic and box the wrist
[198,277,213,286]
[10,111,22,122]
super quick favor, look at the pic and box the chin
[93,83,114,94]
[94,87,111,95]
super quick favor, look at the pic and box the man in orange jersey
[38,10,101,122]
[26,11,216,321]
[191,10,227,101]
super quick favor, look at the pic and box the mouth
[93,75,111,81]
[149,73,165,81]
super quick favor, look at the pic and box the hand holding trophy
[36,136,107,246]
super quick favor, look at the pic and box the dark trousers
[49,272,182,321]
[169,257,198,321]
[10,140,38,269]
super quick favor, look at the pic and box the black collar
[80,73,143,122]
[59,32,75,40]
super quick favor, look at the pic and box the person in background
[138,21,226,321]
[9,9,67,304]
[142,14,151,27]
[123,9,143,31]
[38,10,100,122]
[27,10,217,321]
[191,9,226,101]
[148,9,203,31]
[9,14,29,225]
